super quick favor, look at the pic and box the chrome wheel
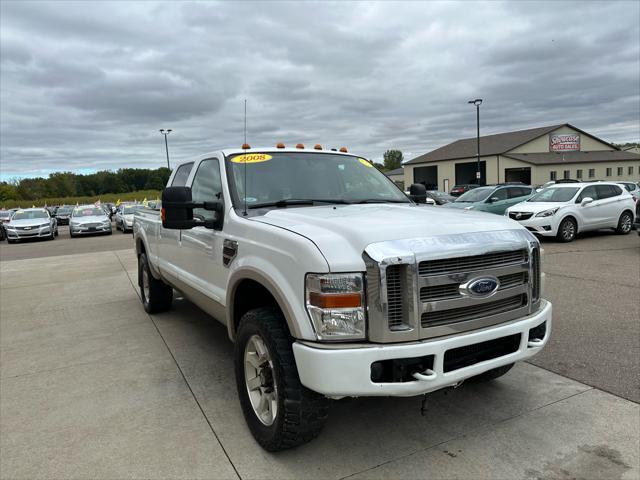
[561,220,575,241]
[244,334,278,426]
[620,214,632,233]
[142,267,150,303]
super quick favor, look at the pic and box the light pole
[159,129,172,169]
[467,99,482,184]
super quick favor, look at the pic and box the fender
[135,232,162,280]
[226,267,311,342]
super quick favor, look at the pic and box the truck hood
[253,204,528,271]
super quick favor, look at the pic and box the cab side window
[507,187,531,198]
[490,188,508,201]
[596,185,620,199]
[576,185,598,202]
[171,162,194,187]
[191,159,222,222]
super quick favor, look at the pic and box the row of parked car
[411,180,639,242]
[0,202,142,243]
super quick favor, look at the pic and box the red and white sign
[550,134,580,152]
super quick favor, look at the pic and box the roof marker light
[242,143,251,149]
[314,144,323,150]
[276,142,285,148]
[296,143,305,149]
[339,147,348,153]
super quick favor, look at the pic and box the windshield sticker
[358,158,373,168]
[231,153,273,164]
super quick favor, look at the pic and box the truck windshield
[226,152,409,208]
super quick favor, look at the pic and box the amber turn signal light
[308,292,362,309]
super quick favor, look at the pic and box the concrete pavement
[1,247,638,479]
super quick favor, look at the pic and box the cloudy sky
[1,1,638,180]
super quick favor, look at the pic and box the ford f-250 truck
[134,146,552,451]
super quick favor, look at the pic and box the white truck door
[158,162,194,280]
[178,157,227,306]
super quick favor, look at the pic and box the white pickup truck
[134,146,552,451]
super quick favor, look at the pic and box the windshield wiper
[248,199,350,209]
[350,199,409,204]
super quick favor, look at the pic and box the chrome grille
[532,247,540,301]
[421,294,527,328]
[385,265,404,329]
[509,212,533,221]
[420,272,528,302]
[419,249,527,276]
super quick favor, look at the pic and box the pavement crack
[114,251,243,480]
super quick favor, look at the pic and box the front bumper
[293,300,551,398]
[70,224,111,235]
[510,215,559,236]
[5,227,52,239]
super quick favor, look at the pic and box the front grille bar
[419,249,527,277]
[421,294,527,328]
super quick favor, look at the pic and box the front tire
[138,252,172,313]
[556,217,577,242]
[615,211,633,235]
[235,307,328,451]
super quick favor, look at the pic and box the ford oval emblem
[463,276,500,297]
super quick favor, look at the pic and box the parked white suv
[506,182,635,242]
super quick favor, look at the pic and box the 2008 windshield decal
[231,154,273,164]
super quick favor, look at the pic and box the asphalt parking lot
[1,228,638,479]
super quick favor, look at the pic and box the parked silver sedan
[4,208,58,243]
[115,204,137,233]
[69,205,113,237]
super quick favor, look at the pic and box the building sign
[550,134,580,152]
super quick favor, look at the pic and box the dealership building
[403,123,640,191]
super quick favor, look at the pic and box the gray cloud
[1,0,638,179]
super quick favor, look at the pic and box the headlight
[305,273,366,341]
[103,220,111,226]
[535,207,559,217]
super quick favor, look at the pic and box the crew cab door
[178,157,228,307]
[158,162,194,280]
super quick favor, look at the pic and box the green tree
[383,149,403,171]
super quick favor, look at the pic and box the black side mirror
[409,183,427,204]
[161,186,224,230]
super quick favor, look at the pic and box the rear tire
[615,211,633,235]
[556,217,577,242]
[466,363,514,384]
[138,252,172,313]
[235,307,328,451]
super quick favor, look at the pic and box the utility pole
[159,129,172,169]
[467,99,483,184]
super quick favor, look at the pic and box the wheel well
[560,214,578,232]
[621,209,634,218]
[232,279,280,333]
[136,238,146,256]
